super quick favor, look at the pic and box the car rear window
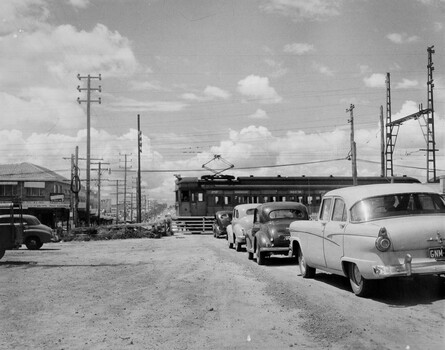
[246,209,255,215]
[351,192,445,222]
[268,209,306,220]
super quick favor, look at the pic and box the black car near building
[0,162,96,230]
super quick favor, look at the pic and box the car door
[246,209,259,252]
[306,198,332,268]
[323,197,346,272]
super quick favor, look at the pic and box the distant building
[0,162,97,229]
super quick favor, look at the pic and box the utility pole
[77,73,101,227]
[65,146,81,227]
[91,161,110,225]
[119,153,132,223]
[137,114,142,224]
[380,106,385,177]
[426,45,436,182]
[115,180,121,224]
[347,104,357,186]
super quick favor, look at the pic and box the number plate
[429,247,445,260]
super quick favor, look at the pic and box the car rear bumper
[260,247,290,255]
[372,255,445,278]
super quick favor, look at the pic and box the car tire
[235,241,241,252]
[256,243,265,265]
[228,236,233,249]
[348,263,373,297]
[0,248,5,260]
[298,247,315,278]
[25,237,43,250]
[247,251,253,260]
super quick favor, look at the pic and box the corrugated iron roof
[0,162,68,182]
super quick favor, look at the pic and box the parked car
[289,183,445,297]
[213,210,232,238]
[227,204,259,251]
[0,214,54,250]
[246,202,309,265]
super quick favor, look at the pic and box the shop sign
[50,194,65,202]
[22,201,70,209]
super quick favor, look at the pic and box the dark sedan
[245,202,308,265]
[212,210,232,238]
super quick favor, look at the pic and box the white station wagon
[289,183,445,297]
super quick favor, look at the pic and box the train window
[215,196,221,205]
[263,196,269,203]
[181,191,189,202]
[198,193,204,201]
[224,196,231,205]
[298,196,304,203]
[307,196,313,205]
[315,195,321,205]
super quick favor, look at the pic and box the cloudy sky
[1,0,444,204]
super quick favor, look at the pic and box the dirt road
[1,232,444,350]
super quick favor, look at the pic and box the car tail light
[375,227,391,252]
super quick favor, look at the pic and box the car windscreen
[350,192,445,222]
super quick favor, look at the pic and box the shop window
[26,187,44,197]
[0,185,17,196]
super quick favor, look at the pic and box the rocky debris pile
[63,224,161,241]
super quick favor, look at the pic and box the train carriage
[174,175,420,232]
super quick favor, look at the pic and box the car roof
[215,210,232,215]
[234,203,260,211]
[326,183,439,206]
[257,201,307,211]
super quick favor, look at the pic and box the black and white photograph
[1,0,444,349]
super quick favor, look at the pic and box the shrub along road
[0,232,443,349]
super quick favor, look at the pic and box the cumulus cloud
[237,75,282,104]
[247,109,269,120]
[260,0,343,21]
[363,73,386,88]
[129,81,167,91]
[264,59,288,78]
[0,0,49,34]
[396,79,418,89]
[312,62,334,76]
[386,32,419,44]
[283,42,315,55]
[68,0,90,8]
[203,86,231,99]
[181,85,231,101]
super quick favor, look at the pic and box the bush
[65,224,161,241]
